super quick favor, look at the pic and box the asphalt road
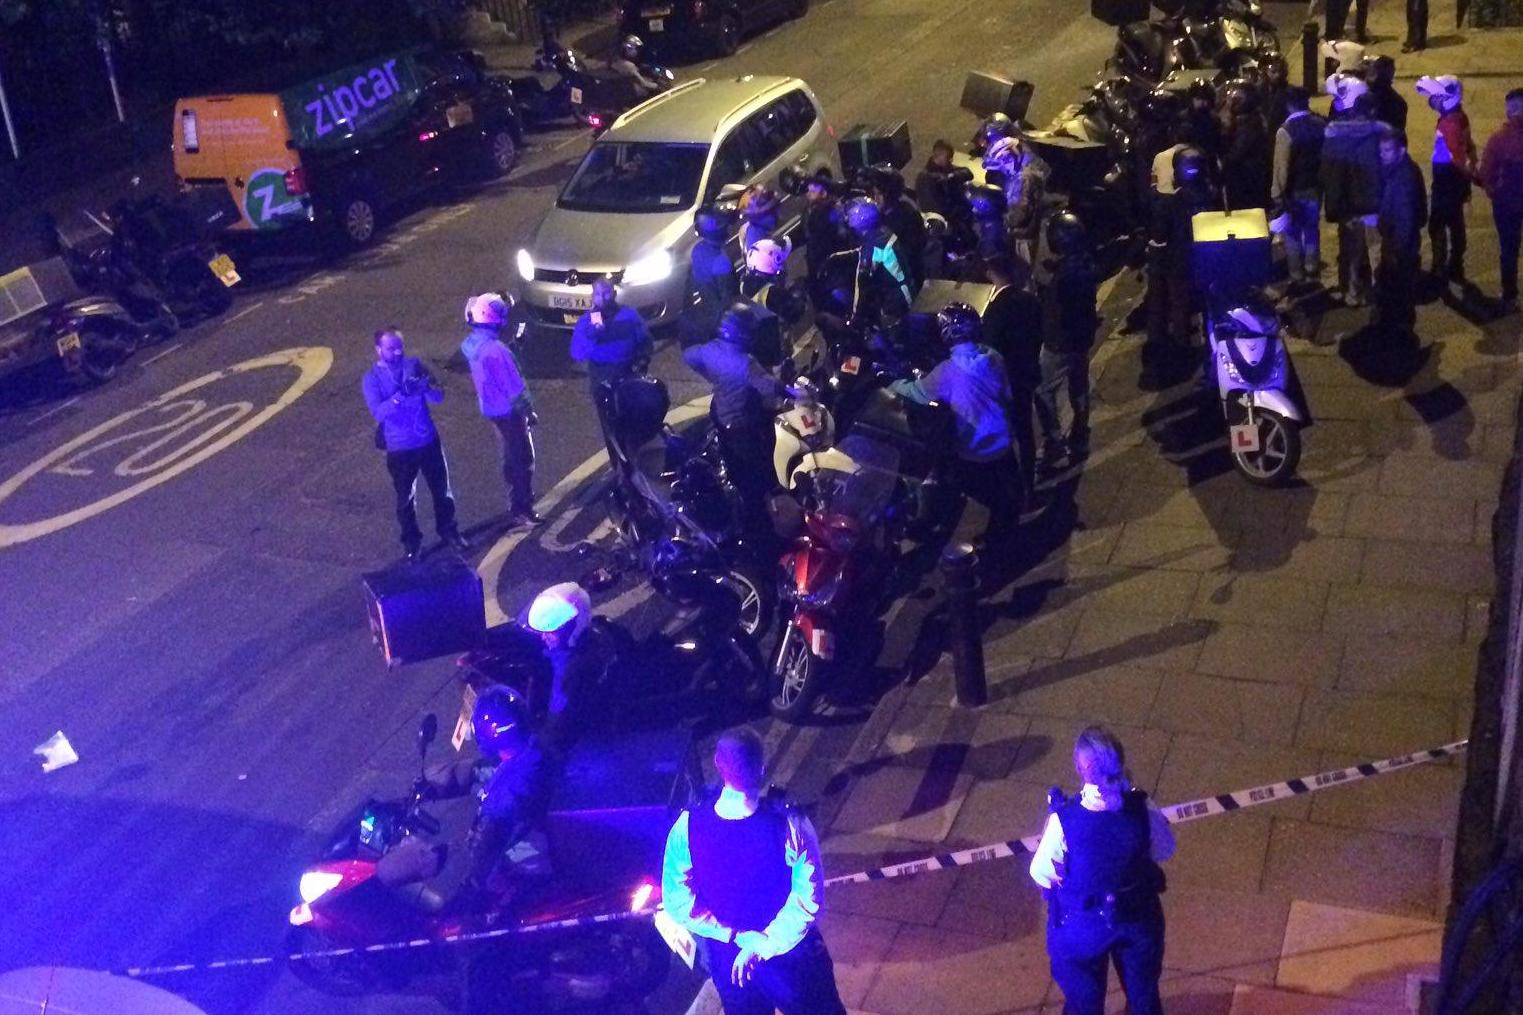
[0,1,1122,1012]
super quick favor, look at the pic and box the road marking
[224,300,264,325]
[476,394,712,626]
[27,397,80,426]
[138,343,183,368]
[0,347,333,548]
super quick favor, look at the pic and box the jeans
[1048,906,1166,1015]
[1406,0,1428,46]
[701,931,848,1015]
[1430,166,1470,280]
[1035,346,1092,451]
[1496,207,1522,301]
[1283,196,1323,281]
[384,438,459,550]
[488,412,536,515]
[1011,385,1037,496]
[1336,217,1375,302]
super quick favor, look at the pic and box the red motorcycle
[285,714,669,1010]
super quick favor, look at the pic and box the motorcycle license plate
[653,910,697,969]
[648,17,665,30]
[810,627,835,660]
[1230,423,1260,454]
[209,254,240,287]
[55,331,82,359]
[841,356,861,375]
[452,684,478,752]
[569,86,584,106]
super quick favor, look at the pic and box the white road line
[137,343,183,368]
[27,397,80,426]
[552,135,584,151]
[223,300,264,325]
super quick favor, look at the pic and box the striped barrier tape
[121,737,1467,978]
[824,739,1469,887]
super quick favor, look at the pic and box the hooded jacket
[1320,116,1384,220]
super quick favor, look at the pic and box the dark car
[172,49,523,250]
[620,0,809,59]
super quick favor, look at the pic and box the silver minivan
[514,75,839,329]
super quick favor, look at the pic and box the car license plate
[55,331,81,359]
[209,254,240,287]
[549,293,593,311]
[569,86,583,106]
[648,17,664,30]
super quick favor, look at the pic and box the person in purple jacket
[362,328,468,561]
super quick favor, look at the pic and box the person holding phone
[570,279,653,392]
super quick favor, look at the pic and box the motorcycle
[1112,0,1278,83]
[505,43,592,127]
[0,255,171,387]
[595,374,775,639]
[1192,208,1307,485]
[286,713,669,1009]
[569,56,675,135]
[54,181,240,328]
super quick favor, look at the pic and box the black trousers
[1405,0,1428,47]
[1376,248,1422,335]
[488,412,536,516]
[718,415,778,540]
[1430,166,1471,281]
[1047,905,1166,1015]
[954,452,1024,547]
[700,931,847,1015]
[1497,207,1522,302]
[384,439,459,550]
[1324,0,1367,39]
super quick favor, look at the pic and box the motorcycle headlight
[516,248,535,282]
[623,248,673,287]
[298,870,344,904]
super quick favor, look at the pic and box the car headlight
[298,870,345,904]
[623,248,673,287]
[516,248,535,282]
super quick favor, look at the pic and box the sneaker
[1328,289,1347,305]
[506,510,544,530]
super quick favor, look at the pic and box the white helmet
[1325,72,1370,113]
[527,582,592,644]
[465,292,512,326]
[745,237,790,276]
[1415,75,1463,113]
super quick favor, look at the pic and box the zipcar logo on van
[307,59,404,138]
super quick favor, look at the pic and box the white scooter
[772,377,836,489]
[1192,208,1307,486]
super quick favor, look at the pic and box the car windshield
[558,141,709,213]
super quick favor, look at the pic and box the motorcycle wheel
[76,321,135,385]
[1230,410,1301,487]
[196,269,233,317]
[717,563,773,639]
[604,924,671,1000]
[715,13,741,56]
[770,622,825,721]
[285,926,378,996]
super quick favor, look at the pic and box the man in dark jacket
[1035,213,1101,470]
[1479,88,1523,311]
[1272,87,1328,287]
[1220,86,1273,211]
[1320,91,1385,305]
[982,253,1042,494]
[570,280,653,390]
[683,205,739,348]
[1375,128,1428,339]
[1369,57,1408,131]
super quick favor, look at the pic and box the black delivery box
[838,122,912,173]
[1092,0,1151,25]
[362,556,485,667]
[959,72,1034,123]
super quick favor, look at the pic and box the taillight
[283,166,308,196]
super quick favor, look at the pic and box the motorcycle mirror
[417,714,438,758]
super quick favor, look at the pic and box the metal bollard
[1301,21,1321,92]
[941,542,987,708]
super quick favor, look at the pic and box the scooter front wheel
[285,926,379,996]
[1231,410,1301,487]
[770,622,825,721]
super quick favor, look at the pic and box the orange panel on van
[173,95,307,231]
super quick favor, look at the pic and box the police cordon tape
[120,738,1468,979]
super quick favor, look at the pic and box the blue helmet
[844,198,881,236]
[472,685,527,755]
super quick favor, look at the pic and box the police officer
[662,727,847,1015]
[1030,726,1176,1015]
[685,204,741,348]
[891,303,1024,547]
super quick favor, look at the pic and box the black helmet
[649,538,714,605]
[861,162,905,201]
[1046,210,1088,257]
[1173,145,1209,184]
[472,685,528,755]
[1186,77,1216,105]
[980,111,1015,145]
[965,182,1006,218]
[717,301,758,347]
[619,34,644,60]
[843,197,881,236]
[693,203,735,241]
[936,302,982,346]
[1143,88,1184,120]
